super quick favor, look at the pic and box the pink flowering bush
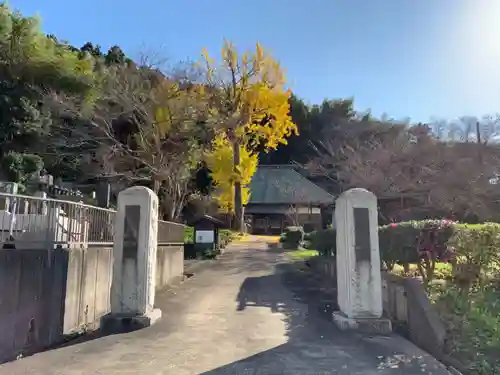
[379,219,456,286]
[380,220,500,373]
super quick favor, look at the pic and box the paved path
[0,237,451,375]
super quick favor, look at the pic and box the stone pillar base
[100,308,162,334]
[332,311,392,335]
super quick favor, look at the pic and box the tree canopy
[2,4,499,223]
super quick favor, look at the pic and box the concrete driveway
[0,237,451,375]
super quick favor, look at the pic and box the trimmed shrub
[303,231,314,242]
[382,220,500,374]
[308,228,336,257]
[379,220,455,262]
[280,226,304,249]
[379,219,500,287]
[379,219,455,285]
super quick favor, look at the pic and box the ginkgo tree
[201,40,297,230]
[205,132,258,213]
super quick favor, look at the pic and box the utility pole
[476,121,484,172]
[476,121,482,145]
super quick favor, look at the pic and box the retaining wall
[0,244,184,363]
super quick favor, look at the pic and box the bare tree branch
[309,119,500,222]
[45,61,210,221]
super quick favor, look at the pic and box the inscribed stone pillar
[333,188,391,333]
[101,186,161,332]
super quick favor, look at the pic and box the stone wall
[307,256,337,285]
[63,247,113,334]
[156,245,184,287]
[0,248,66,363]
[382,273,446,356]
[0,244,184,363]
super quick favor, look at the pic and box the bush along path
[280,221,500,375]
[379,220,500,375]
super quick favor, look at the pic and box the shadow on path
[0,241,453,374]
[202,253,451,375]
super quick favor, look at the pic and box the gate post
[332,188,392,334]
[101,186,161,332]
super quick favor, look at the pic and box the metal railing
[0,192,116,249]
[0,192,187,249]
[158,220,185,245]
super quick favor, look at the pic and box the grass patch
[286,248,319,260]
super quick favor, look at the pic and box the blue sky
[13,0,500,122]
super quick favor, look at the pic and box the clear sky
[12,0,500,123]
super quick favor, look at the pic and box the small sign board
[196,230,214,244]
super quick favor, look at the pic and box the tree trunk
[233,139,244,232]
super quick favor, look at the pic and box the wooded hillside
[2,4,499,223]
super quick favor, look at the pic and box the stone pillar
[332,188,391,334]
[101,186,161,332]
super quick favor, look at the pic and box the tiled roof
[247,165,334,205]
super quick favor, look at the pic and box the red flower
[391,223,397,228]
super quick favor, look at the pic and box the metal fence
[0,192,188,249]
[0,192,116,249]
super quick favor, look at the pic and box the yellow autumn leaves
[241,83,297,151]
[205,133,258,212]
[146,40,297,213]
[203,41,297,212]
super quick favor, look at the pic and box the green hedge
[301,220,500,278]
[219,229,236,249]
[279,226,304,249]
[378,219,455,271]
[300,219,500,374]
[380,220,500,287]
[381,220,500,374]
[306,228,336,257]
[379,220,500,267]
